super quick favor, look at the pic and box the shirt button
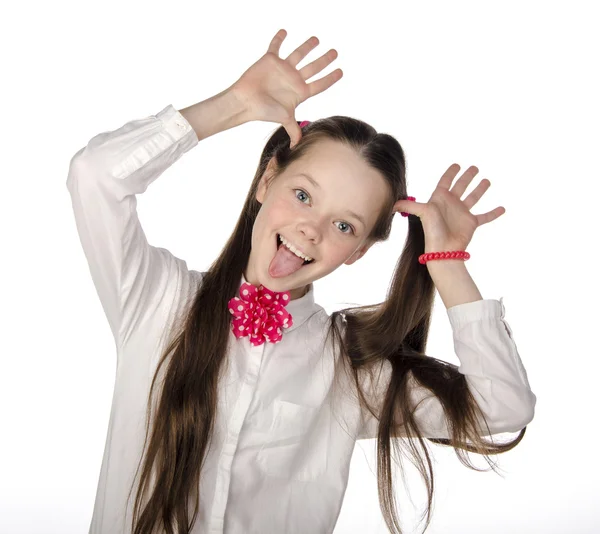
[175,121,186,129]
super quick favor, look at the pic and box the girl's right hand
[231,29,343,148]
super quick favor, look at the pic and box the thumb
[394,198,422,217]
[284,119,302,149]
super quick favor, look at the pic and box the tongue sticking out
[269,242,306,278]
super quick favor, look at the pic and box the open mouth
[276,234,315,266]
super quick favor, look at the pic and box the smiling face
[245,138,391,300]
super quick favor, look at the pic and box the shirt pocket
[256,399,329,482]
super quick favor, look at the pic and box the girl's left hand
[392,164,506,253]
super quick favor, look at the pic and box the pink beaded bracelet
[418,251,470,265]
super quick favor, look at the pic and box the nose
[297,222,321,246]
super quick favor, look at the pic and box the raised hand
[392,164,506,254]
[231,29,343,148]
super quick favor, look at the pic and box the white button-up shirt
[66,104,537,534]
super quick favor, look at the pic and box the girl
[67,29,536,534]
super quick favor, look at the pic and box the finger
[437,163,461,190]
[284,119,302,149]
[306,69,344,98]
[451,165,479,198]
[475,206,506,226]
[267,29,287,56]
[463,179,491,210]
[286,36,320,68]
[392,199,427,217]
[299,49,338,81]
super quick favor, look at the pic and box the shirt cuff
[446,297,506,332]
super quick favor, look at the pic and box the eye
[294,189,356,235]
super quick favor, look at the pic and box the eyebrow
[297,173,366,228]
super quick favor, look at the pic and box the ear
[256,157,279,204]
[344,241,373,266]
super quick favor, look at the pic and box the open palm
[232,29,343,147]
[393,164,506,253]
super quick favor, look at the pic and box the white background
[1,0,598,533]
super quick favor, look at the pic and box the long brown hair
[128,117,527,534]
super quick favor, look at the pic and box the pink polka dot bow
[228,283,293,346]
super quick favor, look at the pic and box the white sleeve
[66,104,199,351]
[357,298,537,440]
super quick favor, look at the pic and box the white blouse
[66,104,536,534]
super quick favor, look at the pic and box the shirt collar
[239,273,320,333]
